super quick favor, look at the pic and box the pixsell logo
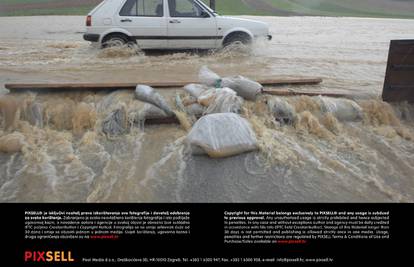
[24,251,75,262]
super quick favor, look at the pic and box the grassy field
[206,0,414,18]
[1,0,413,18]
[3,7,96,16]
[263,0,414,18]
[201,0,267,15]
[0,0,101,16]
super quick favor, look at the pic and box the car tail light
[86,15,92,26]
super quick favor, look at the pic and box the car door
[166,0,218,49]
[116,0,168,49]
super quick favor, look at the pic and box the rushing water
[0,16,413,202]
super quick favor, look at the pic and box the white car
[83,0,272,49]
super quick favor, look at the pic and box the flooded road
[0,16,413,202]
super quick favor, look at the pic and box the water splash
[1,16,414,202]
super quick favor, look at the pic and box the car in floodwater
[83,0,272,49]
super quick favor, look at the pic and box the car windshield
[196,0,219,16]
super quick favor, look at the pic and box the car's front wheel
[223,32,252,47]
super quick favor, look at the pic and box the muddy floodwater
[0,16,413,203]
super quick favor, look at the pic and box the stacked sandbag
[198,66,262,101]
[131,104,171,128]
[221,76,262,101]
[140,104,169,120]
[0,132,26,153]
[102,106,129,136]
[267,97,297,126]
[135,85,174,116]
[22,101,43,128]
[72,102,97,135]
[186,113,258,158]
[198,88,243,115]
[316,96,363,122]
[186,103,205,117]
[0,95,20,131]
[184,84,208,98]
[199,66,222,87]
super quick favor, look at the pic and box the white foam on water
[1,16,414,202]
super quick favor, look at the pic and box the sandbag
[130,104,171,129]
[43,99,75,130]
[199,66,221,87]
[186,103,205,116]
[186,113,258,158]
[141,104,169,119]
[316,96,363,122]
[221,76,262,101]
[135,104,170,123]
[22,101,43,128]
[102,107,129,136]
[72,102,97,135]
[135,85,174,116]
[198,66,262,100]
[184,84,208,98]
[181,96,198,107]
[198,88,243,115]
[97,90,131,113]
[198,89,217,107]
[267,97,297,125]
[0,132,25,153]
[0,95,20,131]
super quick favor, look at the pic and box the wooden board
[4,78,322,91]
[383,39,414,103]
[263,89,349,98]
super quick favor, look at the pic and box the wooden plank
[383,39,414,103]
[144,117,179,125]
[263,89,349,98]
[4,78,322,91]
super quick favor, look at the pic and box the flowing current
[0,16,413,203]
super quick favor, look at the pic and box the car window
[120,0,164,17]
[168,0,205,17]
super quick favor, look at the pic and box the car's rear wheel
[223,32,252,47]
[102,33,132,48]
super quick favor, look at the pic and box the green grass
[1,0,52,4]
[205,0,414,19]
[266,0,414,18]
[1,0,414,19]
[0,0,96,16]
[264,0,414,18]
[201,0,263,15]
[2,6,97,16]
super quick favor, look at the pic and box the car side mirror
[201,10,210,18]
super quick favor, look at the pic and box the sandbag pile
[102,106,129,137]
[135,85,174,116]
[0,132,26,153]
[198,88,243,115]
[184,84,208,98]
[267,97,297,126]
[186,113,258,158]
[267,96,363,126]
[185,103,205,117]
[22,101,43,128]
[100,85,181,135]
[179,67,261,158]
[198,66,262,101]
[316,96,363,122]
[130,103,171,128]
[221,76,262,101]
[181,66,260,116]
